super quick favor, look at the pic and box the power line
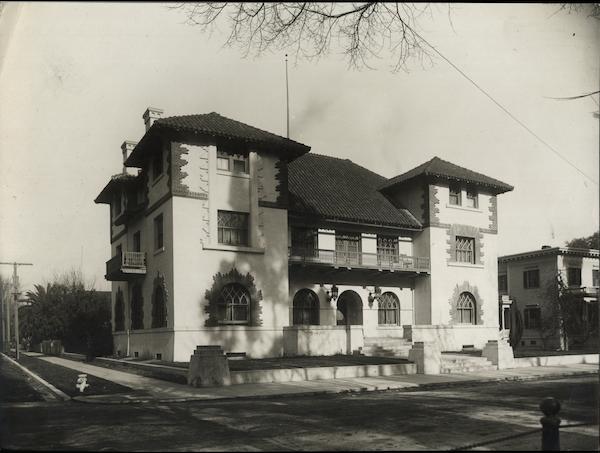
[406,26,599,186]
[545,90,600,101]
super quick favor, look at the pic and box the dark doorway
[336,290,363,325]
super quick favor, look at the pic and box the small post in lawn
[540,397,561,451]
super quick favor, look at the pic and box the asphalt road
[1,372,598,451]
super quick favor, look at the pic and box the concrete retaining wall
[230,362,416,385]
[513,353,599,368]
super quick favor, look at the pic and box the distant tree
[508,306,523,350]
[541,271,588,351]
[20,271,112,359]
[565,231,599,250]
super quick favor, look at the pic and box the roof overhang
[125,122,311,168]
[94,174,140,204]
[498,247,599,262]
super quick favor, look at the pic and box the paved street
[1,373,597,451]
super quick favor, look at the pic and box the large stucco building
[498,246,599,349]
[95,108,514,362]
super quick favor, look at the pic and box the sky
[0,2,598,293]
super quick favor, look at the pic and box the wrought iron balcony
[105,251,147,281]
[288,247,430,273]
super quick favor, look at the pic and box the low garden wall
[283,325,364,356]
[403,324,499,351]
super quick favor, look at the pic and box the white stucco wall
[436,185,494,230]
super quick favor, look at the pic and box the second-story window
[455,236,475,263]
[291,228,317,256]
[154,214,164,250]
[466,188,478,209]
[449,184,461,206]
[133,231,141,252]
[498,274,508,293]
[217,150,249,174]
[523,269,540,289]
[152,150,163,181]
[377,236,399,264]
[567,267,582,287]
[218,210,249,246]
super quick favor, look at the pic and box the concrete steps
[440,353,496,374]
[361,337,413,358]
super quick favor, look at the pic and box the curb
[69,369,597,405]
[1,352,71,402]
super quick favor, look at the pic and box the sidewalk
[22,352,598,405]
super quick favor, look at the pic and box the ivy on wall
[114,287,125,332]
[151,272,168,328]
[204,267,263,327]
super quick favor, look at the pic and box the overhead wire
[403,24,599,186]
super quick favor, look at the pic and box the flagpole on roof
[285,54,290,138]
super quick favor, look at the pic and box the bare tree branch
[172,2,445,72]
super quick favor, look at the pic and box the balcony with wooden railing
[288,247,430,274]
[564,286,599,298]
[105,251,147,281]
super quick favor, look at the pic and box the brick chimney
[121,140,138,175]
[143,107,163,131]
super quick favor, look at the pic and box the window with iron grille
[378,292,400,325]
[292,289,320,325]
[449,184,461,205]
[218,211,249,246]
[217,283,250,324]
[567,267,582,287]
[377,236,399,264]
[457,292,476,324]
[524,306,541,329]
[523,269,540,289]
[455,236,475,263]
[466,188,478,208]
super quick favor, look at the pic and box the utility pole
[0,262,33,359]
[285,53,290,138]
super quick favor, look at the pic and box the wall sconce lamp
[326,284,339,302]
[368,286,382,307]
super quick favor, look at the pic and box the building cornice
[498,247,599,263]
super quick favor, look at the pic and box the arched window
[114,288,125,332]
[293,289,320,325]
[218,283,250,324]
[130,284,144,330]
[378,292,400,325]
[457,292,476,324]
[151,283,168,328]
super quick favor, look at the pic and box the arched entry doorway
[336,290,363,325]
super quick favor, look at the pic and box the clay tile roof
[94,173,139,204]
[156,112,310,156]
[288,153,422,229]
[380,156,514,194]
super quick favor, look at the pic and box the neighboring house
[498,247,599,349]
[95,107,514,361]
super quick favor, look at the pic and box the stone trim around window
[171,142,209,200]
[448,281,484,325]
[446,224,484,265]
[204,267,263,327]
[488,195,498,232]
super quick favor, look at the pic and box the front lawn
[17,354,133,397]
